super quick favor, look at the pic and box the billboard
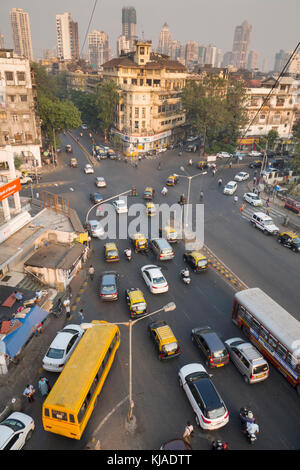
[0,178,21,202]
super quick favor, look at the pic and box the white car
[234,171,249,182]
[88,220,104,238]
[42,324,84,372]
[217,151,232,158]
[112,199,128,213]
[186,135,198,142]
[223,181,237,195]
[248,150,262,157]
[95,176,107,188]
[81,124,88,130]
[84,164,94,174]
[141,264,169,294]
[0,412,35,450]
[178,363,229,431]
[243,192,263,206]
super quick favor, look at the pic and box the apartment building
[10,8,33,61]
[56,12,79,61]
[0,49,41,166]
[102,40,187,154]
[88,30,111,69]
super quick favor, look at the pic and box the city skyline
[0,0,299,70]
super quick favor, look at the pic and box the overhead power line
[80,0,100,57]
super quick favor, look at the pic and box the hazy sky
[1,0,299,69]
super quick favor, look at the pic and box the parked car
[88,220,104,238]
[234,172,249,182]
[191,326,229,368]
[243,192,263,206]
[42,324,84,372]
[223,181,237,195]
[141,264,168,294]
[225,337,269,384]
[100,271,119,301]
[178,363,229,430]
[0,412,35,450]
[112,199,128,213]
[250,212,279,235]
[248,160,262,169]
[248,150,262,157]
[84,164,94,174]
[277,231,300,252]
[95,176,106,188]
[284,197,300,214]
[149,320,180,360]
[217,152,231,159]
[90,192,104,204]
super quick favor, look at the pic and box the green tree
[68,89,99,129]
[95,81,120,141]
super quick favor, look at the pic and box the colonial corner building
[102,40,187,154]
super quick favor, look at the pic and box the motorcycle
[161,187,168,196]
[212,440,228,451]
[180,268,191,285]
[50,299,63,317]
[240,408,259,444]
[124,248,132,261]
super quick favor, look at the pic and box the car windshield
[0,419,24,432]
[117,201,126,207]
[46,347,65,359]
[132,302,146,311]
[107,250,118,257]
[197,259,207,267]
[251,195,260,200]
[153,275,165,284]
[264,220,274,226]
[226,184,234,188]
[162,342,178,353]
[102,284,115,292]
[293,238,300,245]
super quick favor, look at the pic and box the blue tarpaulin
[0,306,48,358]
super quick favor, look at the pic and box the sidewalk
[0,269,87,416]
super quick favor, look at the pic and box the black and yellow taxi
[104,242,120,262]
[146,202,156,217]
[70,157,78,167]
[183,250,209,272]
[125,288,148,318]
[197,161,208,170]
[277,231,300,252]
[159,225,180,243]
[143,187,154,200]
[166,174,178,186]
[131,232,149,253]
[148,320,181,360]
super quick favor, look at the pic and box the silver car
[225,337,269,384]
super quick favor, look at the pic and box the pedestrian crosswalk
[239,203,286,226]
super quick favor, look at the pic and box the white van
[250,212,279,235]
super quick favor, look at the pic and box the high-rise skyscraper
[56,12,79,61]
[157,23,172,56]
[122,6,137,51]
[88,30,111,68]
[117,35,131,56]
[0,34,4,49]
[231,20,252,69]
[247,50,259,70]
[10,8,33,60]
[204,44,217,66]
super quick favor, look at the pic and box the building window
[12,115,18,122]
[132,79,137,85]
[135,108,139,118]
[135,121,139,129]
[123,79,127,84]
[5,71,14,82]
[0,112,7,121]
[142,108,146,118]
[20,95,28,102]
[140,79,143,85]
[17,71,25,82]
[140,47,145,55]
[9,95,16,102]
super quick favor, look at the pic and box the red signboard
[0,178,21,202]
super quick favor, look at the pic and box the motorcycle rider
[161,186,168,195]
[218,178,222,187]
[240,408,255,432]
[181,267,190,278]
[124,248,132,260]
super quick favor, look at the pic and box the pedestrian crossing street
[240,203,286,226]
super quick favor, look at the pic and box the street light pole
[85,189,132,225]
[176,167,207,228]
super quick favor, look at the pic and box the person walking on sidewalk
[88,265,95,281]
[183,422,194,445]
[23,384,35,403]
[38,377,50,398]
[63,298,71,319]
[78,309,85,323]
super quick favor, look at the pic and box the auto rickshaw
[70,158,78,168]
[144,187,154,200]
[183,250,209,272]
[197,161,208,170]
[131,233,149,253]
[159,225,180,243]
[166,174,178,186]
[146,202,156,217]
[125,288,148,318]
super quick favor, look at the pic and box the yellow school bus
[42,320,120,440]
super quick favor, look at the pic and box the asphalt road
[20,130,300,450]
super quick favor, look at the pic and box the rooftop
[24,243,85,270]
